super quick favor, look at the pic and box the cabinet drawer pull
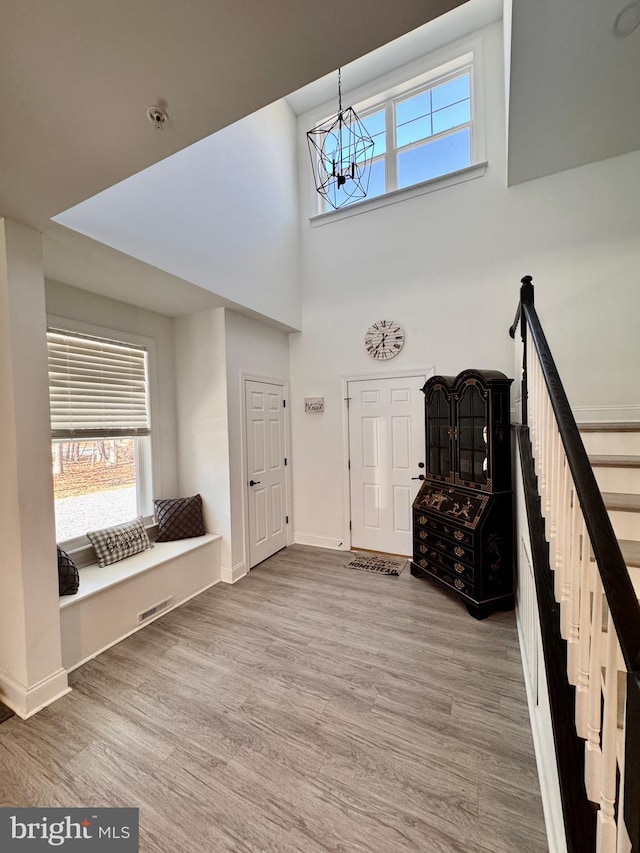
[418,516,428,525]
[454,546,465,557]
[419,545,427,554]
[419,558,428,568]
[419,530,427,540]
[454,562,465,574]
[454,578,465,590]
[454,530,464,541]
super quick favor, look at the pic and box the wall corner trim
[221,562,248,584]
[0,666,70,719]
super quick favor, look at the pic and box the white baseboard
[572,404,640,423]
[221,561,247,584]
[63,578,221,674]
[293,532,344,550]
[516,613,568,853]
[0,666,70,720]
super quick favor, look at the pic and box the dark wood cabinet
[411,369,514,618]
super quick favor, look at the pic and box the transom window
[47,328,153,545]
[319,61,475,212]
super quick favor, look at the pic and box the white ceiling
[0,0,463,232]
[2,0,640,317]
[508,0,640,185]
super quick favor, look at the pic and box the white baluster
[544,392,554,518]
[567,485,581,684]
[526,337,535,436]
[558,452,571,639]
[548,427,558,561]
[597,611,619,853]
[549,429,563,606]
[575,515,591,738]
[585,571,603,802]
[616,656,631,853]
[537,386,547,501]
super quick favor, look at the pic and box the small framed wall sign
[304,397,324,413]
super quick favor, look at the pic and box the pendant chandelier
[306,69,375,210]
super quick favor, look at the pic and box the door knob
[411,474,425,481]
[249,479,261,487]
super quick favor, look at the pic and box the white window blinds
[47,329,150,439]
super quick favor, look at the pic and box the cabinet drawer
[413,529,474,565]
[432,563,474,598]
[414,559,474,598]
[413,513,473,548]
[413,545,474,581]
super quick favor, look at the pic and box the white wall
[45,279,180,500]
[174,307,290,581]
[174,308,232,570]
[291,20,640,548]
[0,220,68,717]
[54,101,302,330]
[224,310,291,577]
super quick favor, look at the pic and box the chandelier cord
[338,68,342,113]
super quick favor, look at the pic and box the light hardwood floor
[0,545,548,852]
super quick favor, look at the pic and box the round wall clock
[365,320,405,360]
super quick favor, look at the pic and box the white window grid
[313,54,477,215]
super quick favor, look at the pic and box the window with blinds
[47,330,150,438]
[47,328,153,545]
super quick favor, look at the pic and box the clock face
[365,320,405,360]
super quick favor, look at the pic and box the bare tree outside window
[51,438,137,541]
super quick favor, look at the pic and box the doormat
[346,553,407,576]
[0,701,14,724]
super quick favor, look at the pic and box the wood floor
[0,545,548,852]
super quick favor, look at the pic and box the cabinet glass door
[426,389,451,479]
[457,383,487,485]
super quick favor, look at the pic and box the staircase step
[591,456,640,494]
[603,493,640,541]
[631,564,640,598]
[578,422,640,432]
[602,492,640,513]
[581,429,640,456]
[620,540,640,568]
[589,455,640,468]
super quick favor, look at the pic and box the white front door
[348,374,426,556]
[245,379,288,568]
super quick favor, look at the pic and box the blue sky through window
[318,66,474,211]
[397,128,470,188]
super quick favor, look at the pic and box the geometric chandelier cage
[306,69,375,210]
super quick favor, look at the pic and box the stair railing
[510,275,640,853]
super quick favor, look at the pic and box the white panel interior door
[348,375,426,556]
[245,379,287,568]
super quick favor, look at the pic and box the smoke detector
[146,105,169,130]
[614,1,640,36]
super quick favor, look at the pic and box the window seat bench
[59,533,222,672]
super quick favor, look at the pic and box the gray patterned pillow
[86,516,153,568]
[154,494,206,541]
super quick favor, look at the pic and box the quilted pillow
[86,516,153,568]
[154,494,206,542]
[57,545,80,595]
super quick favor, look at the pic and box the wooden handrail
[517,278,640,672]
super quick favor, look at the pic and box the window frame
[47,316,159,554]
[307,45,488,225]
